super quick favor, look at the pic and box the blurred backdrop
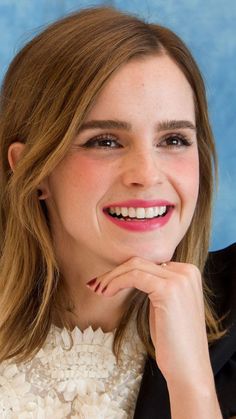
[0,0,235,250]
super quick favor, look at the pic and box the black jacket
[134,243,236,419]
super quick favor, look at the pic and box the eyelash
[81,133,193,150]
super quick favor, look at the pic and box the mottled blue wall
[0,0,235,250]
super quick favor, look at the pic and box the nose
[121,148,164,188]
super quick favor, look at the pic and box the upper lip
[103,199,175,209]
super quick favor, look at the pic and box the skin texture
[8,55,223,417]
[45,55,199,269]
[44,54,200,332]
[8,55,200,332]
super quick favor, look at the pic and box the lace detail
[0,320,146,418]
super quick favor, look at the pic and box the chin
[143,248,176,264]
[112,244,177,265]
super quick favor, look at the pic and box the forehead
[85,54,195,125]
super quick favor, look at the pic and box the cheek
[170,152,199,202]
[64,157,111,201]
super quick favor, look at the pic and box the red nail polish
[86,278,97,286]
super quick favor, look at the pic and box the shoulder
[204,243,236,418]
[204,242,236,327]
[204,242,236,283]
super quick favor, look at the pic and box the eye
[81,134,122,149]
[158,134,193,149]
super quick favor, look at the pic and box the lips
[103,199,175,232]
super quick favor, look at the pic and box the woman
[0,6,235,419]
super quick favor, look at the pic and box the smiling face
[43,54,199,272]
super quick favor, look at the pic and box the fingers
[86,257,202,304]
[86,257,173,296]
[88,269,164,297]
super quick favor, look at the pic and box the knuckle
[187,263,200,275]
[188,264,202,286]
[182,263,201,280]
[189,263,200,275]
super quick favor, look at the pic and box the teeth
[136,208,145,219]
[121,207,129,217]
[159,206,166,215]
[115,207,121,216]
[108,206,168,219]
[145,207,154,218]
[153,207,159,216]
[128,207,136,218]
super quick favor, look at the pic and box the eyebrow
[78,119,196,132]
[158,120,196,131]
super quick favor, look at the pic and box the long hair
[0,6,226,363]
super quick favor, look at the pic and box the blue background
[0,0,235,251]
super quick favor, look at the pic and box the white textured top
[0,320,147,418]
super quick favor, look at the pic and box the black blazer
[133,243,236,419]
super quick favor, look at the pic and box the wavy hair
[0,6,226,363]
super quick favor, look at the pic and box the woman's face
[44,54,199,268]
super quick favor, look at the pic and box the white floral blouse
[0,320,147,418]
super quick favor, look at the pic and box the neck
[64,285,133,332]
[53,255,134,332]
[51,227,136,332]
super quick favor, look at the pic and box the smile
[103,205,174,232]
[108,205,168,220]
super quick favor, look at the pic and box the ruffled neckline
[41,318,145,357]
[52,324,116,350]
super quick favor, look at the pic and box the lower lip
[103,207,174,232]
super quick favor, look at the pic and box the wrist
[167,376,216,394]
[165,365,216,392]
[167,380,222,419]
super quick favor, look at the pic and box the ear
[37,181,50,200]
[8,142,25,171]
[8,142,50,200]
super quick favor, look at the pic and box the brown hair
[0,6,226,363]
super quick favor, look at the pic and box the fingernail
[86,278,97,286]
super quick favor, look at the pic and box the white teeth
[153,207,159,216]
[128,207,136,218]
[145,207,154,218]
[136,208,146,219]
[121,207,129,217]
[159,206,166,215]
[108,206,168,219]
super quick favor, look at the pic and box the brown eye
[82,134,122,149]
[158,134,192,148]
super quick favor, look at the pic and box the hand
[87,257,214,386]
